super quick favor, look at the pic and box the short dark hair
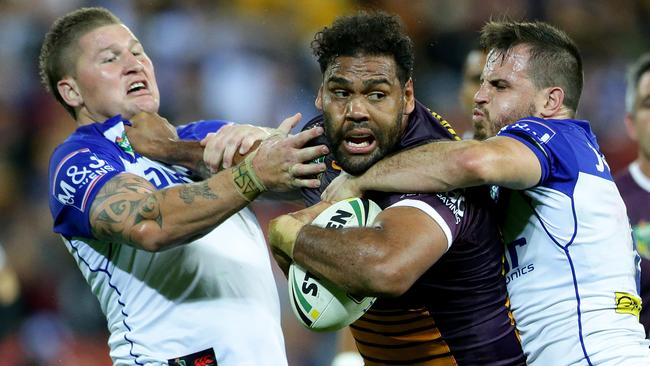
[625,52,650,114]
[480,20,583,114]
[38,7,121,118]
[311,11,414,85]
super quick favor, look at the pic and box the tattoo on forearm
[179,181,219,204]
[194,160,212,180]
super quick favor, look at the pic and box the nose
[123,52,144,74]
[474,83,488,105]
[345,96,369,122]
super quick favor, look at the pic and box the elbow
[457,146,494,186]
[349,260,412,298]
[129,224,170,252]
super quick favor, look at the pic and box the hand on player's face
[251,114,329,191]
[72,24,160,122]
[125,112,178,160]
[200,123,276,173]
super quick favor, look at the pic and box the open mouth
[343,132,377,154]
[127,81,148,95]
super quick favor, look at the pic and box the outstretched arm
[91,125,328,252]
[322,136,541,202]
[269,206,448,297]
[126,112,297,178]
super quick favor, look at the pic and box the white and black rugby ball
[288,197,382,332]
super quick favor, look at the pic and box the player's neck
[76,109,99,126]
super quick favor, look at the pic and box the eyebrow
[363,77,392,88]
[326,76,351,86]
[488,78,510,86]
[95,39,142,56]
[326,76,393,88]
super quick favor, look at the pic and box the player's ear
[624,112,638,142]
[57,77,83,108]
[315,85,324,111]
[403,78,415,114]
[539,86,564,118]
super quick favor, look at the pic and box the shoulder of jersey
[288,198,381,331]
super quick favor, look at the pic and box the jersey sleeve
[176,120,231,140]
[49,140,125,239]
[386,191,466,250]
[497,118,562,186]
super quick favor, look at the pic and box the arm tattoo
[179,181,219,204]
[134,195,163,228]
[90,174,162,243]
[193,160,212,180]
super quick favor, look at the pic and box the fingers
[286,126,324,148]
[291,201,331,223]
[200,132,215,146]
[289,162,327,177]
[320,184,337,202]
[202,133,225,172]
[128,111,149,126]
[320,177,358,202]
[221,144,239,169]
[239,133,259,154]
[277,113,302,135]
[291,177,322,189]
[202,124,271,170]
[293,144,329,164]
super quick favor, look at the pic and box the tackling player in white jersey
[323,20,650,365]
[39,7,328,365]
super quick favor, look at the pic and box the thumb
[277,113,302,135]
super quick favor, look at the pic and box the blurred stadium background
[0,0,648,364]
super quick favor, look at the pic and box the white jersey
[48,116,287,366]
[497,117,650,365]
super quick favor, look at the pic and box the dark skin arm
[269,206,448,297]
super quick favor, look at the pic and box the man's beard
[474,102,537,140]
[324,109,404,176]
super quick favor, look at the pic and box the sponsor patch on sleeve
[51,148,117,212]
[615,291,642,318]
[499,119,557,144]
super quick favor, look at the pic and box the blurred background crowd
[0,0,648,365]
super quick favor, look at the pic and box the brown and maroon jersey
[301,101,525,365]
[616,163,650,338]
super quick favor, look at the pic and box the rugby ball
[288,197,381,331]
